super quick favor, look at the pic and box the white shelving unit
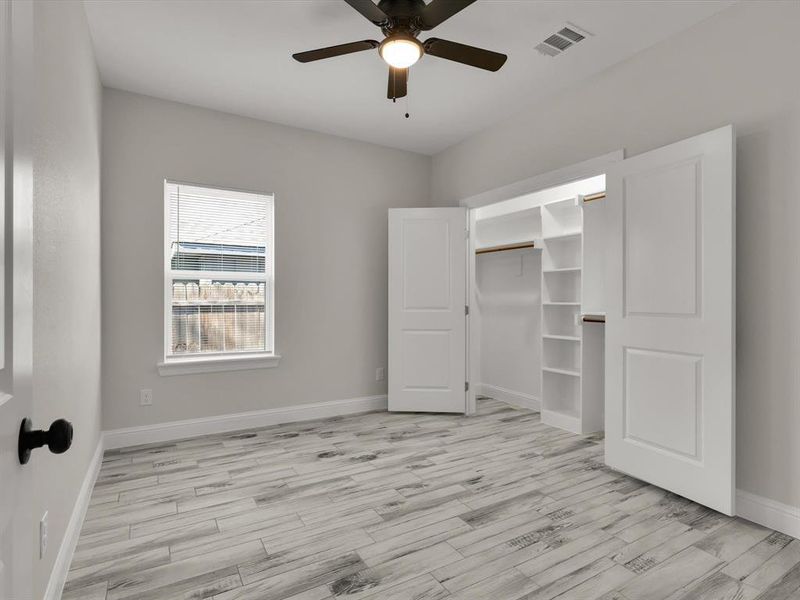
[540,194,604,435]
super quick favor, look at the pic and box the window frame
[159,179,279,374]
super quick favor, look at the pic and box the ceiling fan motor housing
[377,0,431,37]
[377,0,428,20]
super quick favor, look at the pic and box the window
[161,181,277,373]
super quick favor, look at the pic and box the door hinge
[465,228,470,239]
[465,381,470,392]
[465,305,469,316]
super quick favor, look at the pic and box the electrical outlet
[39,512,48,559]
[375,367,385,382]
[140,388,153,406]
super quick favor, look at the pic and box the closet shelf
[543,334,581,342]
[543,366,581,377]
[475,241,537,255]
[474,205,541,225]
[543,267,582,273]
[544,196,580,211]
[543,232,581,242]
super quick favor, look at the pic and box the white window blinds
[165,181,274,358]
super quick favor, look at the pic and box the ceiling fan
[292,0,507,101]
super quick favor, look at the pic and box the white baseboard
[736,489,800,539]
[103,395,388,450]
[479,383,541,412]
[44,435,105,600]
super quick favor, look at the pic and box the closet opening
[469,173,607,435]
[390,127,734,514]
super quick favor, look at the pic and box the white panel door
[0,1,34,597]
[605,125,735,515]
[389,208,467,413]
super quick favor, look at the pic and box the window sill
[157,353,281,376]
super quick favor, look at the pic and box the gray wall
[432,1,800,509]
[32,1,102,597]
[101,89,431,430]
[476,252,541,401]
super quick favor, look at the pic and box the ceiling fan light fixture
[380,35,422,69]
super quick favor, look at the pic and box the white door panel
[605,125,735,515]
[389,208,467,413]
[0,1,34,597]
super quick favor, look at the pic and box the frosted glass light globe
[380,37,422,69]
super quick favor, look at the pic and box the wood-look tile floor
[64,398,800,600]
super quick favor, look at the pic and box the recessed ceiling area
[83,0,734,154]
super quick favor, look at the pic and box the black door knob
[18,418,73,465]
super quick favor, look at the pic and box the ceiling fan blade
[293,40,379,63]
[387,67,408,99]
[423,38,507,71]
[343,0,389,25]
[419,0,478,30]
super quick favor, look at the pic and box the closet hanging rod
[476,241,536,255]
[581,314,606,323]
[582,192,606,203]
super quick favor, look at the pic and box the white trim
[479,383,541,412]
[103,395,388,449]
[158,352,281,376]
[736,489,800,539]
[459,150,624,209]
[43,436,104,600]
[466,209,477,416]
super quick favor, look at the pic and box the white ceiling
[83,0,733,155]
